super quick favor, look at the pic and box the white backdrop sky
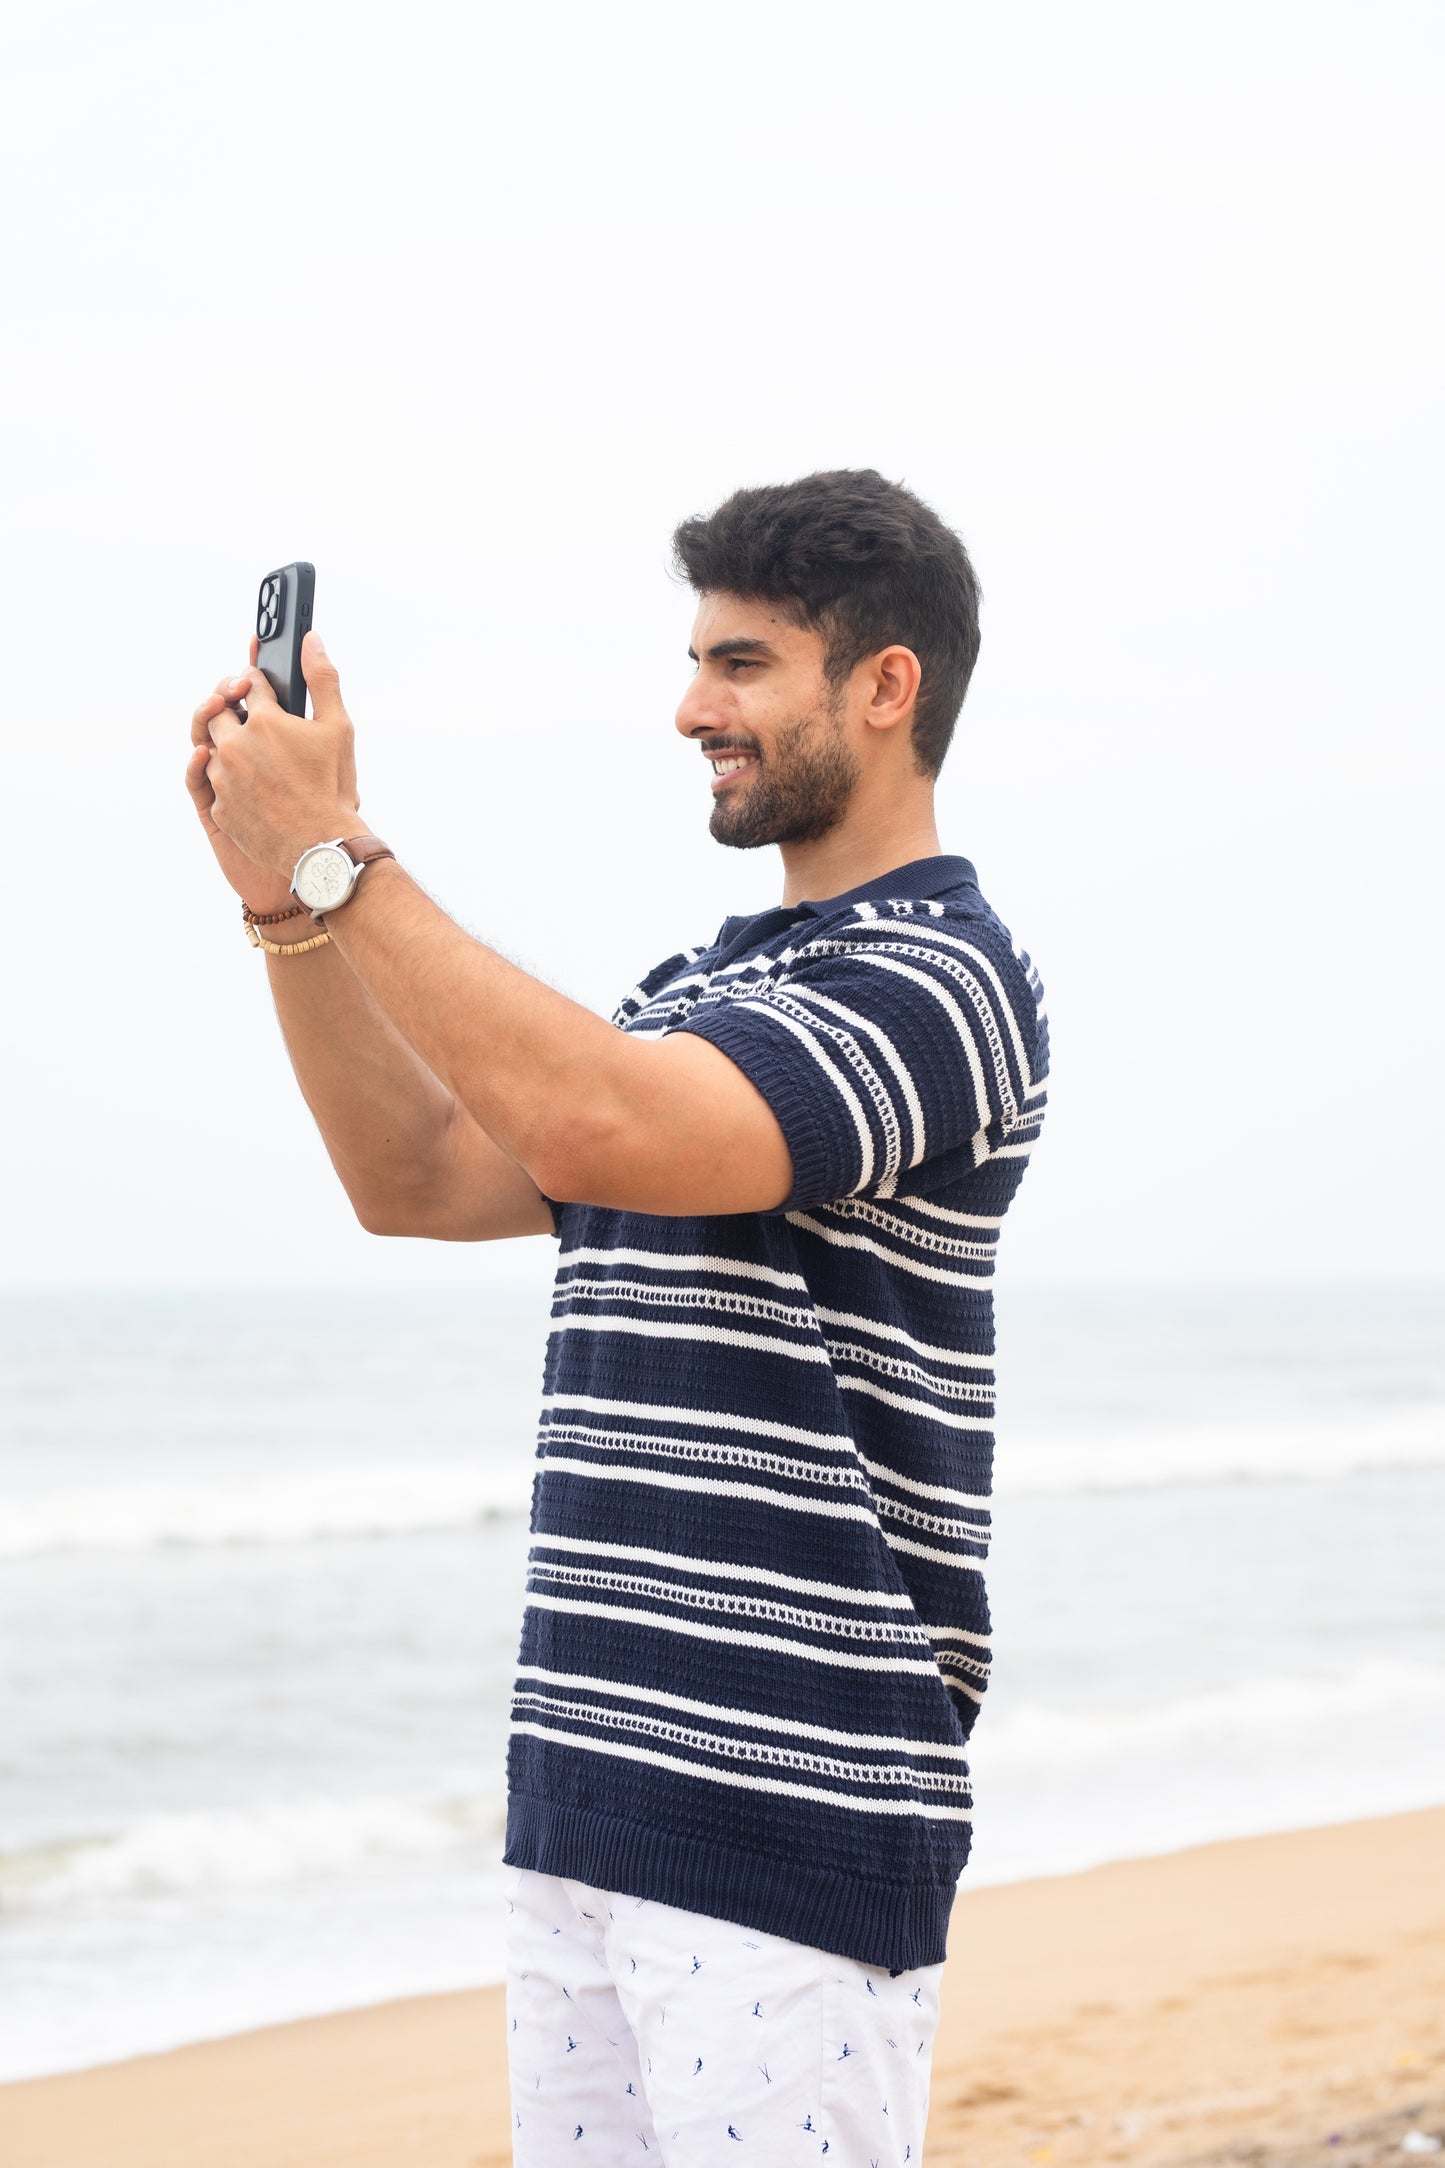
[2,0,1441,1291]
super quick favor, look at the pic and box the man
[187,469,1048,2164]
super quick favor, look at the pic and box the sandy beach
[3,1806,1441,2167]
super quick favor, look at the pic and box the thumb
[301,630,348,724]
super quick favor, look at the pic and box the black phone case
[255,562,315,715]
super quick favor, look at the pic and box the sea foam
[0,1789,509,1909]
[0,1461,535,1557]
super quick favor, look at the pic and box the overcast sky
[3,0,1441,1293]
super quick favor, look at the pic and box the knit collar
[712,853,979,965]
[795,852,979,918]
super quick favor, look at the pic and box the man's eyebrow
[686,637,778,663]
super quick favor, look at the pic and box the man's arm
[303,860,794,1217]
[188,667,550,1242]
[194,641,794,1227]
[260,916,554,1240]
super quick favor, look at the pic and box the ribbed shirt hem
[503,1790,958,1973]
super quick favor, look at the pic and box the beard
[708,702,861,850]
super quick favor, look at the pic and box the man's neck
[777,801,943,909]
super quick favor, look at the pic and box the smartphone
[254,562,315,714]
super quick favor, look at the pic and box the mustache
[700,736,761,757]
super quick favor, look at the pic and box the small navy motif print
[505,1867,942,2166]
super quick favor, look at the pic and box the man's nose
[674,675,722,740]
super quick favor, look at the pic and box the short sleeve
[675,918,1043,1211]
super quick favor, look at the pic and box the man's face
[674,592,861,849]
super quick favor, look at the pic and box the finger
[184,742,218,823]
[191,684,244,746]
[191,693,223,745]
[301,631,348,726]
[207,694,246,746]
[249,635,259,667]
[234,665,285,725]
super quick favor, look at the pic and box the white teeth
[711,755,754,776]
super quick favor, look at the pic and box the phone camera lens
[257,575,282,641]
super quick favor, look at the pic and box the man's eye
[728,658,758,672]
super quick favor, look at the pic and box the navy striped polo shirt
[503,853,1049,1971]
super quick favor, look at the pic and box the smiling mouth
[708,752,759,790]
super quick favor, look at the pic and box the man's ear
[864,646,923,735]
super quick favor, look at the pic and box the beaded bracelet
[242,902,307,926]
[245,921,332,956]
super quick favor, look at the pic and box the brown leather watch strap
[340,837,396,869]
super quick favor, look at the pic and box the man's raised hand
[185,641,294,913]
[187,631,364,895]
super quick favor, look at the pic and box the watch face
[294,846,351,912]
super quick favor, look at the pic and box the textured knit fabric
[505,1864,942,2165]
[504,854,1048,1972]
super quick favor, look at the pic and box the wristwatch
[290,835,396,919]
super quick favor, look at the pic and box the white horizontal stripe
[528,1563,933,1647]
[542,1427,986,1543]
[560,1275,816,1335]
[529,1532,920,1608]
[897,1196,1004,1230]
[829,1339,996,1407]
[541,1392,855,1452]
[812,1304,994,1370]
[837,1372,995,1431]
[929,1643,991,1685]
[560,1280,995,1377]
[787,1213,991,1287]
[918,1620,993,1650]
[932,1673,985,1705]
[557,1246,807,1291]
[629,966,708,1001]
[827,1198,998,1262]
[509,1721,972,1821]
[512,1691,971,1796]
[542,1421,870,1499]
[538,1456,880,1527]
[885,1531,990,1571]
[859,1457,992,1512]
[549,1314,829,1364]
[512,1663,970,1757]
[523,1591,941,1672]
[711,951,783,984]
[875,1495,989,1549]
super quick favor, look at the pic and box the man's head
[672,470,981,851]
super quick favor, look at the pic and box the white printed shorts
[504,1864,944,2164]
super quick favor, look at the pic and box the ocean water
[1,1281,1442,2082]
